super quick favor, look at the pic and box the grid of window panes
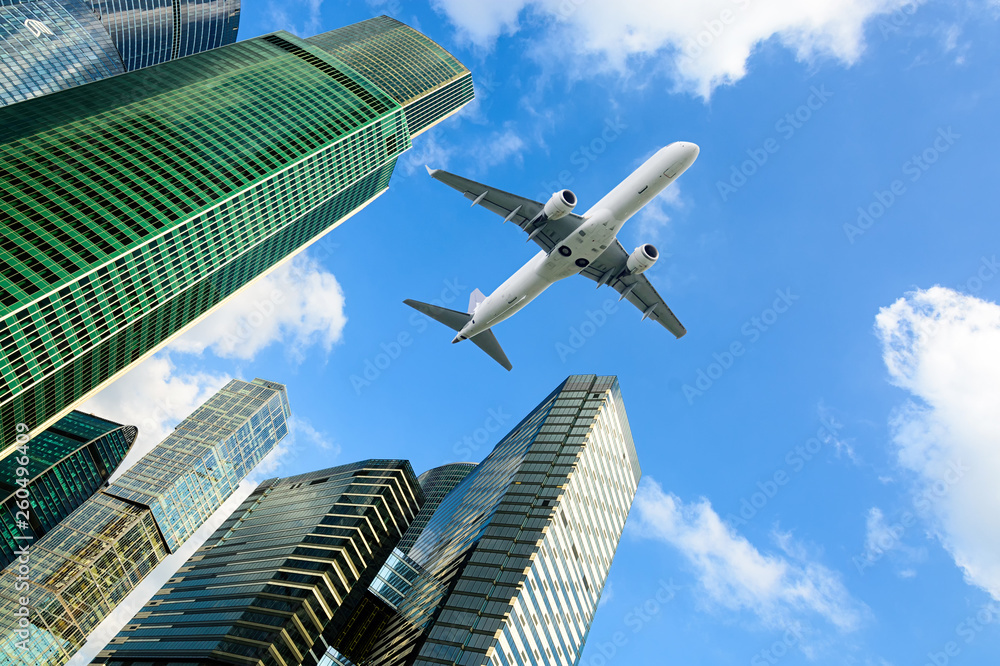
[0,27,441,450]
[306,15,474,136]
[96,461,422,666]
[85,0,240,71]
[0,410,136,569]
[0,0,125,107]
[396,462,477,554]
[105,378,289,551]
[0,492,168,665]
[406,387,561,582]
[493,377,640,666]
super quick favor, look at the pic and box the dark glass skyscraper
[96,460,423,666]
[0,409,136,569]
[0,378,290,665]
[0,0,240,106]
[337,375,642,666]
[397,463,477,554]
[0,16,474,451]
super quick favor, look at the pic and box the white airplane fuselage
[454,142,699,343]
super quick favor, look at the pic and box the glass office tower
[326,375,642,666]
[96,460,423,666]
[0,0,240,107]
[0,410,136,569]
[397,463,477,555]
[0,378,290,665]
[0,15,474,451]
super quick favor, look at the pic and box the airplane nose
[684,142,700,161]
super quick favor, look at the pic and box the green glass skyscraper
[0,15,474,451]
[96,460,423,666]
[0,409,136,569]
[0,377,290,665]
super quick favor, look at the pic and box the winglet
[425,165,438,177]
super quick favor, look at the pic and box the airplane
[404,141,700,370]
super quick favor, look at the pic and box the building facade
[325,375,642,666]
[0,377,290,665]
[0,409,136,569]
[96,460,423,666]
[397,463,477,555]
[0,15,474,451]
[0,0,240,107]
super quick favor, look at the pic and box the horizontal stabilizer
[469,329,512,371]
[403,299,469,332]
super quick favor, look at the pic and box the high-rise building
[334,374,642,666]
[95,460,423,666]
[0,15,474,451]
[0,409,136,569]
[397,463,477,554]
[0,0,240,106]
[0,377,290,665]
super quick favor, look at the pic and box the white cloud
[432,0,917,97]
[875,286,1000,600]
[634,183,682,241]
[266,0,324,36]
[633,478,866,636]
[859,506,926,572]
[78,354,230,480]
[169,254,347,363]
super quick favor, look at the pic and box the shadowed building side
[0,410,136,570]
[95,460,423,666]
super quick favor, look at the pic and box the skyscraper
[339,374,641,666]
[0,409,136,569]
[0,0,240,106]
[96,460,423,666]
[0,15,474,451]
[0,377,290,665]
[397,463,477,554]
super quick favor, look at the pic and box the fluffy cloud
[78,354,230,480]
[432,0,916,97]
[633,478,866,636]
[169,253,347,363]
[875,286,1000,600]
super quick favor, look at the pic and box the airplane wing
[578,241,687,338]
[426,167,581,253]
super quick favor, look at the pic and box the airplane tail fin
[468,288,486,314]
[403,299,513,371]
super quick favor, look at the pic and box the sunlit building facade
[0,15,474,452]
[96,460,423,666]
[0,0,240,107]
[0,378,290,666]
[0,410,136,569]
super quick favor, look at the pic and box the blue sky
[71,1,1000,664]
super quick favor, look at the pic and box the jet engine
[541,189,577,220]
[626,244,659,274]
